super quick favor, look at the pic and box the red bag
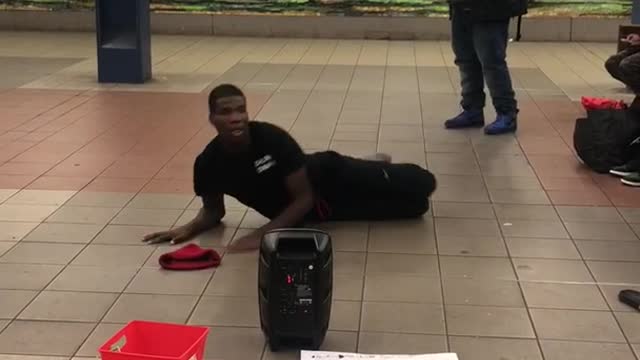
[581,96,627,110]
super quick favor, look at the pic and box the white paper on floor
[300,351,459,360]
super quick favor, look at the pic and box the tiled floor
[0,30,640,360]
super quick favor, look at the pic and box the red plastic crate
[99,321,209,360]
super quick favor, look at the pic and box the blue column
[633,0,640,25]
[96,0,152,84]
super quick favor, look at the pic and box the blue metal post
[633,0,640,25]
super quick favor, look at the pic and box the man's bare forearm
[182,207,224,236]
[253,193,313,237]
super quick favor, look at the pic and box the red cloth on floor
[159,244,221,270]
[581,96,627,110]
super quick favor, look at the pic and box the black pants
[605,46,640,93]
[307,151,437,222]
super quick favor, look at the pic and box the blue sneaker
[444,110,485,129]
[484,114,517,135]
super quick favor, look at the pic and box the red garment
[581,96,627,110]
[158,244,221,270]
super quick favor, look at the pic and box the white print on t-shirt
[254,154,277,174]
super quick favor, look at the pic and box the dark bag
[573,107,640,173]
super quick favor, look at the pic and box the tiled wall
[0,10,629,41]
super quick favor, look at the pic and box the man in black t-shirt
[143,84,437,252]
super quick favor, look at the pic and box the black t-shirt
[193,121,311,219]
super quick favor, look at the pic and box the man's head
[208,84,250,147]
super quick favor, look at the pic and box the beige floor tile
[484,176,542,190]
[600,285,640,312]
[0,355,70,360]
[189,296,258,327]
[0,204,59,222]
[556,206,624,223]
[203,326,264,360]
[615,312,640,343]
[358,332,447,355]
[437,235,507,257]
[443,278,524,307]
[315,222,368,252]
[0,320,8,332]
[65,191,134,208]
[365,253,439,276]
[531,308,626,342]
[6,190,75,206]
[327,301,360,332]
[588,261,640,284]
[431,186,490,203]
[22,223,103,244]
[205,267,256,297]
[361,302,444,334]
[104,293,198,324]
[521,283,609,310]
[110,208,183,226]
[18,291,117,322]
[513,258,594,282]
[368,219,436,254]
[239,211,269,229]
[446,305,535,338]
[449,336,543,360]
[72,244,153,267]
[564,222,638,241]
[493,204,559,221]
[633,344,639,358]
[177,226,238,248]
[440,256,516,280]
[363,274,442,303]
[46,206,120,225]
[0,189,19,203]
[92,224,166,245]
[126,268,214,295]
[0,320,95,356]
[76,323,124,357]
[262,331,357,360]
[126,193,194,209]
[432,202,495,219]
[0,222,38,241]
[334,275,364,302]
[506,237,581,259]
[576,240,640,262]
[435,218,501,239]
[220,250,259,271]
[500,220,569,239]
[489,189,550,205]
[1,242,83,265]
[334,251,365,276]
[47,265,138,293]
[0,290,38,319]
[540,340,637,360]
[0,242,15,256]
[0,263,63,290]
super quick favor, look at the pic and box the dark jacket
[449,0,528,22]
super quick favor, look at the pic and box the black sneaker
[611,164,637,177]
[621,172,640,187]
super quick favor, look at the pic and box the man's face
[210,95,250,146]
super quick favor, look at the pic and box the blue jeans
[451,9,518,116]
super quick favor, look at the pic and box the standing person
[444,0,528,135]
[605,33,640,93]
[143,84,437,252]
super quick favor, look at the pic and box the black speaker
[258,228,333,351]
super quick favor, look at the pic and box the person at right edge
[444,0,528,135]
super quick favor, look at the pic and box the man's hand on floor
[142,226,193,245]
[227,231,262,252]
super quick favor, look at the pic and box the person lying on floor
[143,84,437,252]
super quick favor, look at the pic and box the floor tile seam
[488,187,549,360]
[285,36,351,142]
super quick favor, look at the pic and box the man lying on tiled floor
[142,84,437,252]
